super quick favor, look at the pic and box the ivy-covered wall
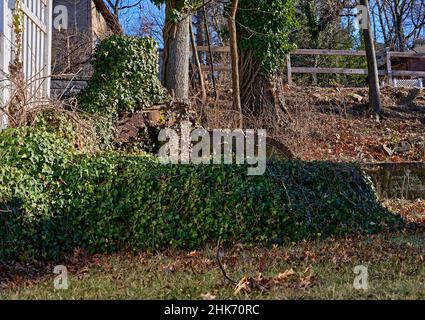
[0,127,403,260]
[78,35,169,116]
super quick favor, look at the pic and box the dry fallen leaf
[200,292,217,300]
[299,274,315,289]
[234,270,305,295]
[234,276,254,295]
[189,250,199,257]
[77,267,89,275]
[277,268,295,280]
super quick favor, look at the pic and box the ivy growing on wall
[0,127,404,259]
[78,35,169,116]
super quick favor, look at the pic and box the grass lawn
[1,230,423,300]
[0,200,423,300]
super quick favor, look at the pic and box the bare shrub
[1,68,102,152]
[189,80,343,160]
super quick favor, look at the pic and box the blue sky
[118,1,165,45]
[114,1,424,50]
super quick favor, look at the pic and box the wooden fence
[193,46,231,72]
[192,46,425,87]
[287,48,425,86]
[1,0,52,129]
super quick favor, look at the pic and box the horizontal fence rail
[294,49,367,56]
[191,46,425,88]
[287,48,425,87]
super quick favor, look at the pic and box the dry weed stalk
[190,79,346,160]
[1,68,100,152]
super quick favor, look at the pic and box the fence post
[286,54,293,86]
[386,47,393,87]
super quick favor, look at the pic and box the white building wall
[0,0,52,129]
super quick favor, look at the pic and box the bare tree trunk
[228,0,242,128]
[162,0,190,102]
[360,0,382,115]
[189,17,207,102]
[195,10,205,63]
[202,0,218,101]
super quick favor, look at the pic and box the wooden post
[189,17,206,102]
[360,0,382,114]
[228,0,242,128]
[386,47,393,87]
[202,0,217,101]
[286,54,293,86]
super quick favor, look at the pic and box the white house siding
[0,0,52,129]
